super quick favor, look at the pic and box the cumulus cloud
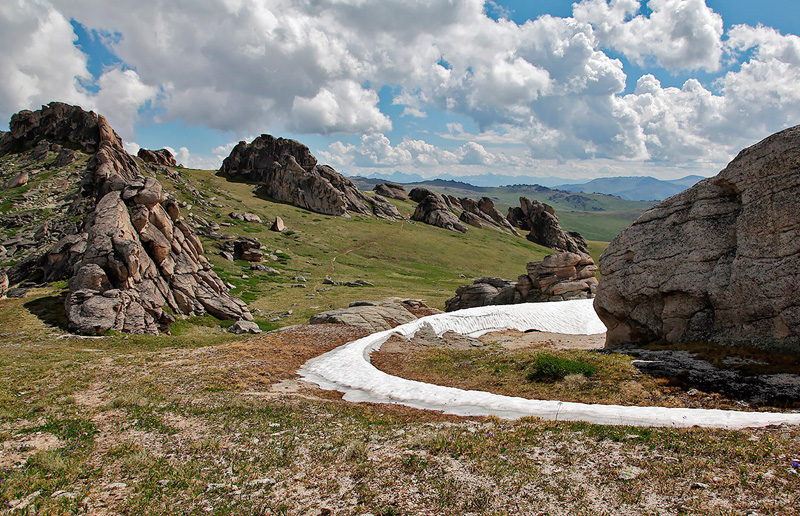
[289,80,391,134]
[573,0,724,72]
[3,0,797,179]
[92,67,158,141]
[0,0,90,121]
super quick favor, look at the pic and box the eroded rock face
[445,252,597,311]
[373,182,407,200]
[137,148,177,167]
[1,102,103,154]
[409,188,467,233]
[595,126,800,352]
[220,135,403,220]
[0,270,7,299]
[1,103,251,334]
[508,197,586,252]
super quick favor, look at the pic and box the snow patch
[298,299,800,429]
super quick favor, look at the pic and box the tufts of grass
[525,353,598,383]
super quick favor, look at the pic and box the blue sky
[3,0,800,183]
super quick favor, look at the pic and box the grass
[525,353,598,382]
[1,294,800,513]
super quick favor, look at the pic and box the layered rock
[409,188,467,233]
[445,252,597,311]
[220,135,403,220]
[595,126,800,352]
[407,187,528,236]
[137,148,177,167]
[456,197,519,235]
[508,197,586,252]
[373,182,407,200]
[1,102,251,334]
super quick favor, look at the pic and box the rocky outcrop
[595,126,800,352]
[508,197,586,252]
[0,270,7,299]
[137,148,177,167]
[1,103,251,334]
[310,299,439,332]
[219,135,403,220]
[445,252,597,311]
[373,182,407,200]
[409,188,467,233]
[456,197,519,235]
[0,102,104,155]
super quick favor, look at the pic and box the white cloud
[92,67,158,142]
[573,0,724,72]
[289,80,390,134]
[1,0,794,181]
[0,0,90,122]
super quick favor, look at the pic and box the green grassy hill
[159,168,571,325]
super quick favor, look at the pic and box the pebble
[105,483,127,490]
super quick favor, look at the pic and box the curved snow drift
[298,299,800,429]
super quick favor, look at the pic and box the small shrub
[526,353,598,383]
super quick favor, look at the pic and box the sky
[2,0,800,183]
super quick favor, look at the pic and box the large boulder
[445,252,597,311]
[508,197,586,252]
[220,135,402,220]
[373,182,407,200]
[310,299,429,332]
[595,126,800,352]
[410,190,467,233]
[0,103,252,334]
[137,148,177,167]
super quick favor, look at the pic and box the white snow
[298,299,800,429]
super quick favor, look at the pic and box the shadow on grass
[24,291,69,330]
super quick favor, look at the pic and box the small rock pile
[445,251,598,311]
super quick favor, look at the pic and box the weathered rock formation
[310,299,440,332]
[456,197,519,235]
[409,188,467,233]
[595,126,800,352]
[137,148,177,167]
[0,102,251,334]
[373,182,407,200]
[508,197,586,252]
[445,252,597,311]
[0,270,7,299]
[219,135,403,220]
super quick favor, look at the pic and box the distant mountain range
[353,170,586,188]
[556,175,707,201]
[353,171,708,201]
